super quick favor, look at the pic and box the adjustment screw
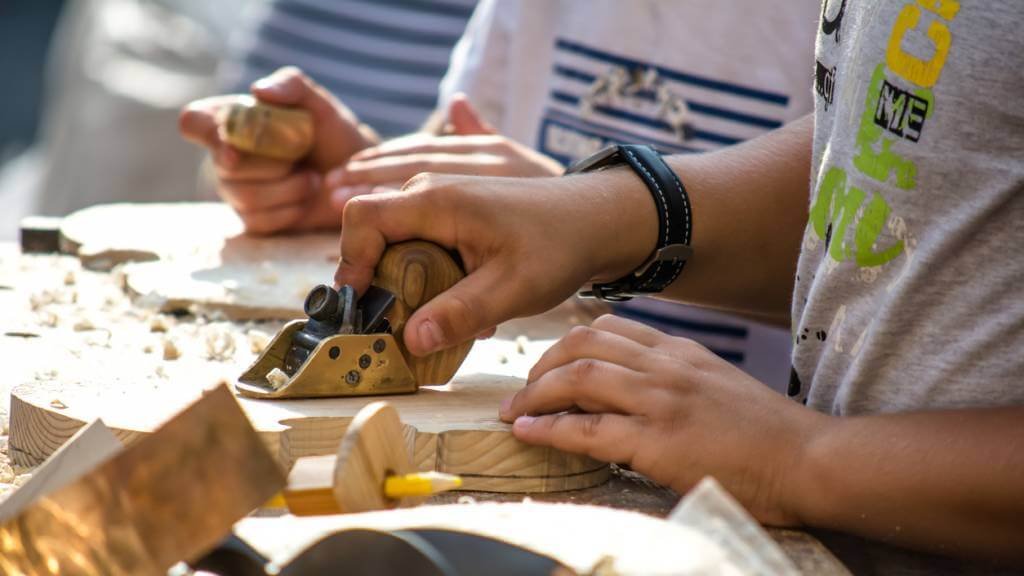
[373,339,386,353]
[358,354,372,369]
[329,346,341,360]
[346,370,361,386]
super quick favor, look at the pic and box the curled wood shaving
[266,367,289,390]
[515,335,529,355]
[149,314,171,333]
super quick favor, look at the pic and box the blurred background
[0,0,473,240]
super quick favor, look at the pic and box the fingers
[238,204,308,235]
[328,184,400,211]
[589,313,669,348]
[250,66,339,123]
[511,412,643,464]
[402,265,510,356]
[329,153,504,189]
[448,93,495,135]
[502,358,648,421]
[527,325,652,383]
[347,135,501,163]
[221,171,319,212]
[178,95,235,149]
[335,179,459,295]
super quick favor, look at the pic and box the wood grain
[373,241,473,386]
[332,402,414,513]
[218,97,314,162]
[7,336,608,493]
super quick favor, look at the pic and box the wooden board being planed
[7,334,608,493]
[59,203,338,320]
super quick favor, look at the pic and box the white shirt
[439,0,819,390]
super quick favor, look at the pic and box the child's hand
[325,95,563,209]
[500,314,829,526]
[179,67,376,234]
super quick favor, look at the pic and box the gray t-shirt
[791,1,1024,573]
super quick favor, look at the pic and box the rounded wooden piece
[373,241,473,386]
[333,403,413,513]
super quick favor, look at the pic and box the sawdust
[149,314,172,333]
[72,317,95,332]
[63,270,76,286]
[515,335,529,355]
[204,326,236,361]
[266,367,289,390]
[247,329,271,354]
[162,337,181,361]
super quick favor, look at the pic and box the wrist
[783,411,838,529]
[561,167,659,283]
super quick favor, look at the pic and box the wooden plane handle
[217,97,314,161]
[373,241,473,386]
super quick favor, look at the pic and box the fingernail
[513,416,536,431]
[417,319,444,354]
[251,76,281,94]
[499,396,513,414]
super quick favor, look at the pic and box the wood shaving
[35,369,58,381]
[204,327,236,361]
[154,365,168,379]
[0,463,13,484]
[143,343,154,354]
[29,290,55,311]
[72,317,95,332]
[498,354,509,364]
[50,399,67,409]
[266,367,289,390]
[247,329,271,354]
[162,337,181,361]
[63,270,76,286]
[515,335,529,355]
[36,310,58,327]
[149,314,171,333]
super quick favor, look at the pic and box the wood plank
[60,203,338,319]
[8,335,608,493]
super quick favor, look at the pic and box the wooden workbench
[0,243,849,574]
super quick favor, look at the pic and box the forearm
[794,407,1024,562]
[657,114,814,317]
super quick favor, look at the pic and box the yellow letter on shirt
[886,3,952,88]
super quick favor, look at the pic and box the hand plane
[236,241,473,399]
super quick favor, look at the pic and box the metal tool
[236,241,473,399]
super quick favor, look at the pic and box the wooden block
[8,337,609,494]
[18,216,63,254]
[0,384,285,575]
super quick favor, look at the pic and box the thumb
[448,93,495,135]
[402,266,512,356]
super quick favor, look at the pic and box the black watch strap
[566,144,692,301]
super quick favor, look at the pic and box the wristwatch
[565,144,693,302]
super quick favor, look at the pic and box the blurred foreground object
[218,96,313,161]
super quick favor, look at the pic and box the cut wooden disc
[333,402,414,514]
